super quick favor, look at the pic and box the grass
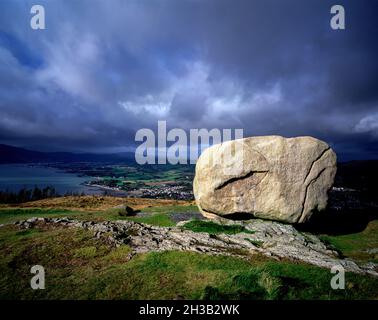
[106,205,200,227]
[121,204,200,227]
[8,195,191,212]
[0,197,377,300]
[0,204,199,227]
[0,224,377,300]
[182,220,254,235]
[319,220,378,263]
[104,204,200,227]
[0,208,79,224]
[244,238,264,247]
[126,213,176,227]
[142,204,199,214]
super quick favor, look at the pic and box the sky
[0,0,377,161]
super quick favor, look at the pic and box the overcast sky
[0,0,377,160]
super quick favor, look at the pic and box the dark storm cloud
[0,0,377,159]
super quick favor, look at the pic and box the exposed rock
[8,216,377,277]
[169,212,206,223]
[193,136,337,223]
[116,205,140,216]
[366,248,378,254]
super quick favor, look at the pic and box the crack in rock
[215,170,269,190]
[298,147,332,223]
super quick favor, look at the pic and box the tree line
[0,186,85,204]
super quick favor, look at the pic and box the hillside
[0,195,377,300]
[0,144,134,164]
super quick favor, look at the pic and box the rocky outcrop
[193,136,337,223]
[10,217,377,276]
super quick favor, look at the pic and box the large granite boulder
[193,136,337,223]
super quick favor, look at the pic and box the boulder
[118,205,140,217]
[193,136,337,223]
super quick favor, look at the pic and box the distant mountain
[0,144,135,164]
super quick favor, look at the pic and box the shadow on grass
[297,189,378,236]
[297,208,377,236]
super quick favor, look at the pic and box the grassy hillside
[3,195,192,211]
[1,224,377,300]
[0,196,377,300]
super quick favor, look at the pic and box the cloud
[355,113,378,137]
[0,0,377,159]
